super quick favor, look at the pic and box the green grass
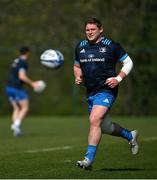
[0,116,157,179]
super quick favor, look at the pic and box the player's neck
[96,36,103,43]
[89,36,103,44]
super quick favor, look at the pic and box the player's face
[21,52,30,60]
[85,23,103,43]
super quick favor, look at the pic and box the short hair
[19,46,30,54]
[85,17,102,29]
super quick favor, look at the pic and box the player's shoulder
[101,37,113,46]
[76,39,88,49]
[12,58,19,64]
[101,37,122,50]
[18,58,27,67]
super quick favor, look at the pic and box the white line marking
[25,146,71,153]
[142,137,157,141]
[24,136,157,154]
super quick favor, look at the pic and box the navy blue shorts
[5,86,28,102]
[87,92,116,113]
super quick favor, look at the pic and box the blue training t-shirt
[74,37,128,97]
[7,57,28,89]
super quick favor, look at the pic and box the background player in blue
[73,18,139,169]
[5,46,40,136]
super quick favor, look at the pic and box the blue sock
[85,145,97,162]
[120,129,133,141]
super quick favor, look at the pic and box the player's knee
[20,104,29,114]
[12,102,20,111]
[13,106,20,113]
[89,115,101,127]
[20,101,29,112]
[101,117,115,134]
[23,106,29,113]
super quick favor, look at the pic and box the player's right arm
[73,64,83,85]
[73,44,83,85]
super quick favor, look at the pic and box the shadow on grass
[96,167,145,172]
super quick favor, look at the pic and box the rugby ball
[34,80,46,93]
[40,49,64,69]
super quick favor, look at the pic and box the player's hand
[31,81,40,89]
[105,77,119,88]
[75,77,82,85]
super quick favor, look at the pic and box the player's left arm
[106,56,133,88]
[18,69,40,89]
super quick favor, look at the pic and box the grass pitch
[0,116,157,179]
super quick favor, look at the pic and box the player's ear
[100,27,103,34]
